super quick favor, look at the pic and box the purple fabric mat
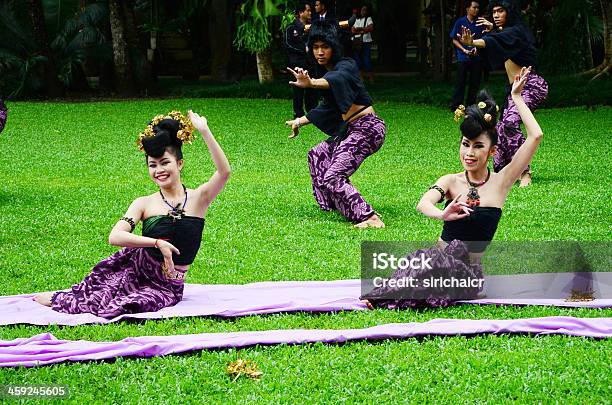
[2,280,611,327]
[1,316,610,367]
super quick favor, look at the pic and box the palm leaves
[234,0,285,53]
[0,0,109,97]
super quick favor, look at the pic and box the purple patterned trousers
[493,73,548,173]
[307,113,386,223]
[362,239,483,309]
[51,248,185,319]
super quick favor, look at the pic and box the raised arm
[189,110,231,206]
[416,174,473,221]
[498,67,544,187]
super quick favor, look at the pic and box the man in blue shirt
[450,1,485,111]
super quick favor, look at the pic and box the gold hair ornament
[484,113,492,122]
[137,110,195,151]
[478,101,486,109]
[453,105,465,123]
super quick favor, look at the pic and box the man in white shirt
[351,5,374,82]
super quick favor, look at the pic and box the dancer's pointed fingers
[287,67,298,77]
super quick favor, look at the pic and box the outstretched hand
[441,194,473,221]
[458,26,474,46]
[476,17,494,32]
[188,110,209,134]
[511,66,531,96]
[284,119,299,138]
[288,67,312,88]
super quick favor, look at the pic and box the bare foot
[361,299,373,309]
[33,291,55,307]
[519,171,532,188]
[354,214,385,229]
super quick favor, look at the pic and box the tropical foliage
[0,0,108,97]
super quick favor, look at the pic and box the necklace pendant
[466,187,480,207]
[168,208,184,221]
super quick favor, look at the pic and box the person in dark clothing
[459,0,548,187]
[449,1,484,111]
[285,2,318,118]
[314,0,335,22]
[284,21,386,229]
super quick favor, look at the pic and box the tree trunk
[108,0,135,95]
[26,0,64,97]
[256,48,274,84]
[376,0,409,70]
[209,0,232,81]
[122,0,153,93]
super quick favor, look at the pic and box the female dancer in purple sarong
[362,67,543,309]
[284,20,386,229]
[33,110,230,318]
[458,0,548,187]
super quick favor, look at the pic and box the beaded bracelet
[428,185,446,203]
[120,216,136,232]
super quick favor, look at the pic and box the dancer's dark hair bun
[307,20,343,64]
[142,118,183,159]
[460,90,498,145]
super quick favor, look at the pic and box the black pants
[292,86,318,118]
[451,59,482,110]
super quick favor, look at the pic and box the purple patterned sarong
[307,113,386,223]
[51,248,185,319]
[494,73,548,173]
[0,98,7,134]
[362,240,483,309]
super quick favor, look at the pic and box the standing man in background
[450,1,484,111]
[285,2,318,119]
[314,0,334,22]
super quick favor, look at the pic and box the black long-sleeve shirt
[285,19,308,67]
[483,23,537,70]
[306,58,373,141]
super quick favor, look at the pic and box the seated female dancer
[285,20,386,229]
[363,67,542,309]
[459,0,548,187]
[34,110,230,318]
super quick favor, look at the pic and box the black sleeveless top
[142,215,205,265]
[440,200,502,253]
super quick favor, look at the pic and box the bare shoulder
[438,173,460,187]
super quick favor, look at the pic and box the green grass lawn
[0,99,610,403]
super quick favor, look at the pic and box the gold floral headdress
[453,105,465,123]
[454,103,500,124]
[137,111,195,151]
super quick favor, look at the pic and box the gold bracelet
[154,239,160,249]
